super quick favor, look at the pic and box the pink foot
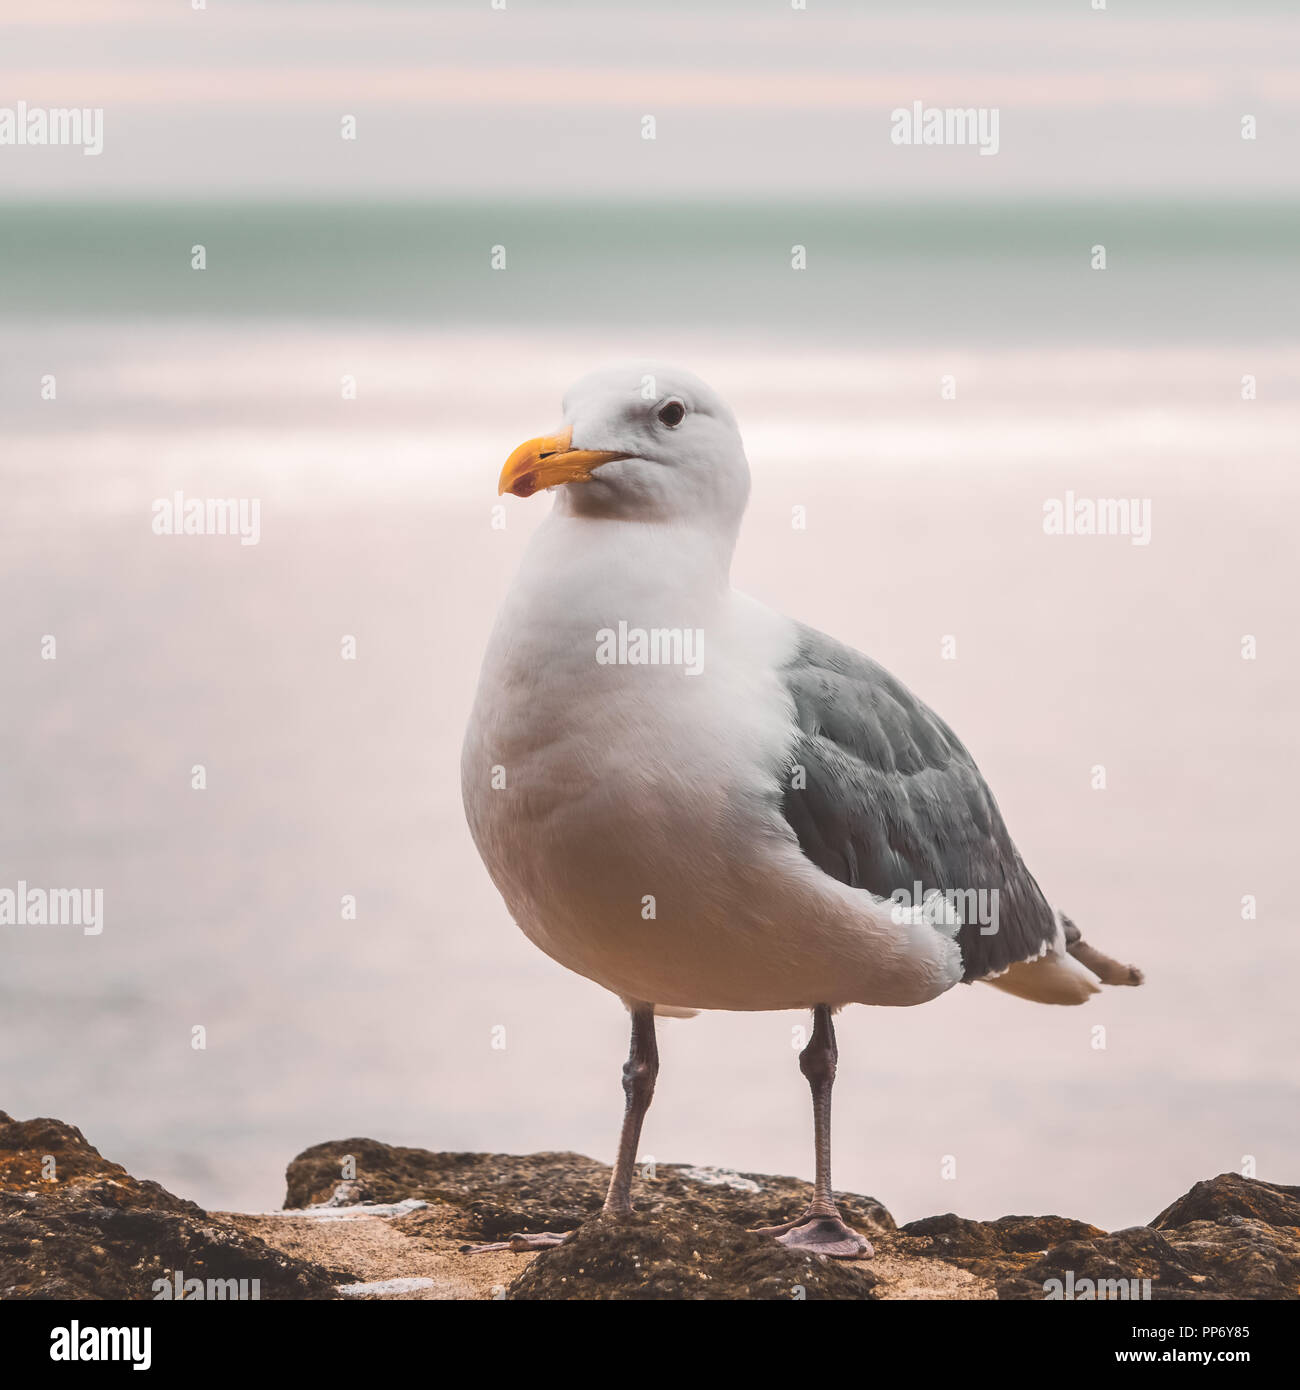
[752,1211,873,1259]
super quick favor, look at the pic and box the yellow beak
[497,426,629,498]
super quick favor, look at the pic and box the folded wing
[778,623,1056,983]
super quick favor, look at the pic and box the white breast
[461,513,963,1011]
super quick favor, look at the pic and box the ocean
[1,199,1297,1228]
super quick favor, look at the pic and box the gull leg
[602,1003,659,1215]
[462,1004,658,1254]
[751,1004,873,1259]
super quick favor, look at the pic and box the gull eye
[656,398,686,428]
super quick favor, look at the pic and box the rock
[0,1112,352,1300]
[1150,1173,1300,1231]
[6,1112,1298,1299]
[997,1218,1300,1301]
[647,1165,894,1238]
[900,1211,1102,1256]
[0,1114,124,1189]
[894,1191,1300,1301]
[998,1225,1205,1300]
[285,1143,614,1236]
[504,1209,877,1300]
[284,1142,895,1242]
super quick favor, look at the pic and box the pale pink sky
[2,0,1297,196]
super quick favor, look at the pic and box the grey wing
[778,623,1056,983]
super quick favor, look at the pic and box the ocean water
[2,200,1298,339]
[1,201,1297,1229]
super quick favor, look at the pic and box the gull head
[498,364,751,529]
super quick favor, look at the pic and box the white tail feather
[983,950,1101,1005]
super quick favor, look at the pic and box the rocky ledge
[0,1113,348,1299]
[3,1112,1297,1300]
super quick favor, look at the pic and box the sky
[1,0,1298,199]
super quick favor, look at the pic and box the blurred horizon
[3,198,1298,345]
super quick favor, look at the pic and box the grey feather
[778,623,1056,983]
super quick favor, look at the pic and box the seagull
[461,365,1143,1260]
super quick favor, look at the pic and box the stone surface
[892,1178,1300,1301]
[505,1209,877,1300]
[0,1112,352,1300]
[4,1115,1297,1300]
[900,1211,1104,1256]
[997,1218,1300,1301]
[284,1142,1300,1300]
[285,1142,613,1235]
[284,1141,894,1242]
[1150,1173,1300,1231]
